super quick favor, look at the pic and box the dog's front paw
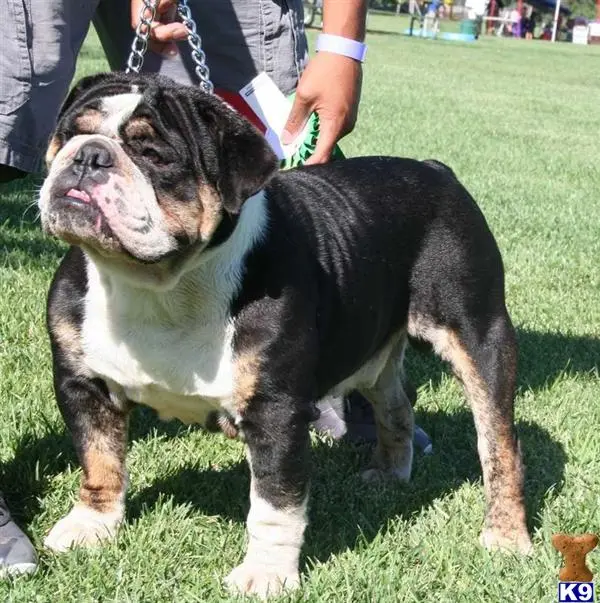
[225,562,300,599]
[480,528,533,555]
[44,504,122,552]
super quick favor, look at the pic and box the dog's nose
[72,141,114,174]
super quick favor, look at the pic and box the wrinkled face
[39,73,277,277]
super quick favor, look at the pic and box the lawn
[1,14,599,603]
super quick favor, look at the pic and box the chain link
[126,0,158,74]
[177,0,214,94]
[125,0,214,95]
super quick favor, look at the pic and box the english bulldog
[39,72,532,597]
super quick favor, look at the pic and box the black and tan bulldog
[39,72,532,598]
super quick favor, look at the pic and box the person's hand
[130,0,187,56]
[282,52,362,165]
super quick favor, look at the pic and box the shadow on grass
[0,177,43,230]
[1,403,565,565]
[0,179,67,270]
[1,327,596,561]
[516,329,599,390]
[0,230,66,265]
[1,431,77,523]
[0,406,198,526]
[123,408,564,565]
[406,329,600,394]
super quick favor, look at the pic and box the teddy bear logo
[553,533,598,582]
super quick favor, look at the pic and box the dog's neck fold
[83,190,268,323]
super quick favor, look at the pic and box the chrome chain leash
[126,0,214,94]
[126,0,158,74]
[177,0,214,94]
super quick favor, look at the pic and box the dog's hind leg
[359,335,415,482]
[408,310,532,554]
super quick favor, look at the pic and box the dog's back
[251,157,505,393]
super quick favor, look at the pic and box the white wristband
[315,33,367,63]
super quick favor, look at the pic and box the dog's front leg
[225,395,311,599]
[45,371,129,553]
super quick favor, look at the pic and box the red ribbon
[214,88,267,134]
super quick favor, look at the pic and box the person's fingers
[150,21,187,42]
[304,119,341,165]
[131,0,179,29]
[130,0,185,58]
[282,93,313,145]
[155,0,178,15]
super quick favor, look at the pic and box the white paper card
[239,72,310,160]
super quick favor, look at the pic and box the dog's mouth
[64,187,92,205]
[45,184,121,253]
[48,185,177,265]
[41,159,180,267]
[55,187,113,237]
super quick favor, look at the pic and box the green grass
[2,19,600,603]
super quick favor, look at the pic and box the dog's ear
[162,88,279,215]
[212,109,279,214]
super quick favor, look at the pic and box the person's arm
[282,0,367,164]
[322,0,367,41]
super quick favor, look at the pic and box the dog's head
[39,72,278,285]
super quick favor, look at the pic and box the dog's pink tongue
[66,188,91,203]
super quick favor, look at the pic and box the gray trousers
[0,0,308,173]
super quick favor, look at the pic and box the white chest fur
[81,279,236,423]
[80,192,268,425]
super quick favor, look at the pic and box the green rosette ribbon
[280,92,345,169]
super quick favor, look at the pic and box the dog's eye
[126,138,170,166]
[141,147,164,164]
